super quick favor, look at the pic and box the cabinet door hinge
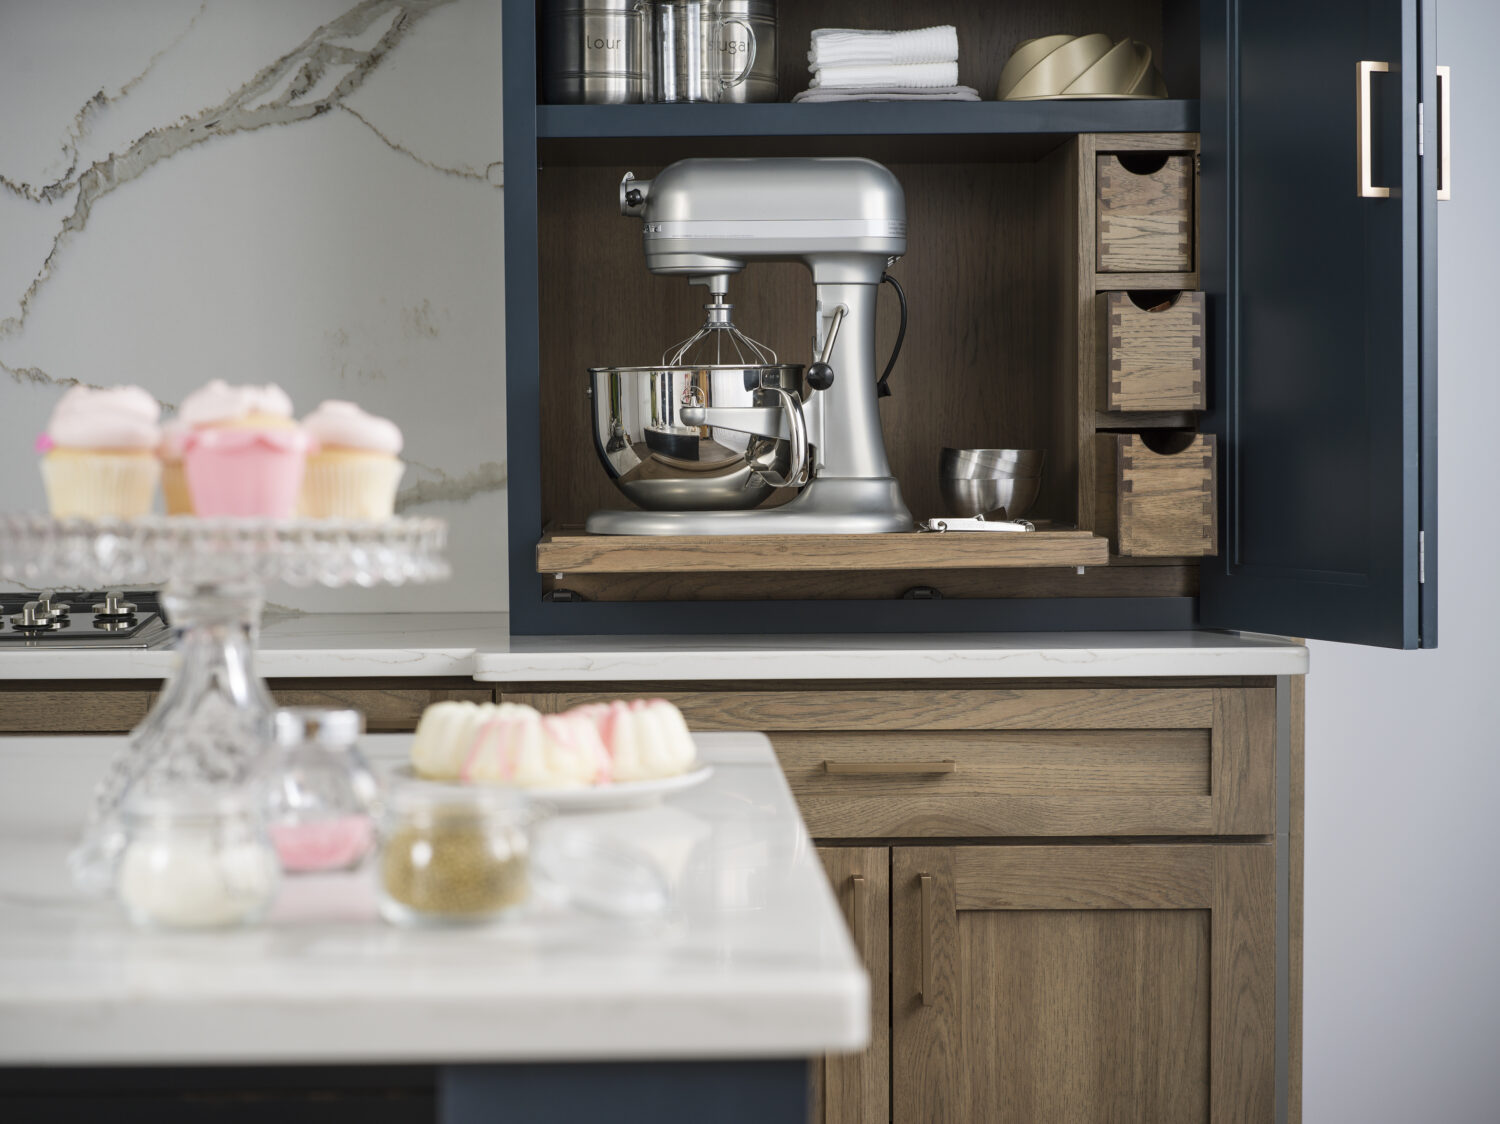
[1418,102,1425,156]
[1419,531,1426,584]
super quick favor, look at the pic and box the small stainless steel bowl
[938,447,1045,518]
[589,365,804,512]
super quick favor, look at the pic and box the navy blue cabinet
[502,0,1437,648]
[1198,0,1437,647]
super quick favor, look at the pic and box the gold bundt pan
[997,33,1167,100]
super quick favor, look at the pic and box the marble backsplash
[0,0,508,611]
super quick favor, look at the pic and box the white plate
[527,766,715,812]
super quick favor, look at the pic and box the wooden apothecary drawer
[1097,153,1194,273]
[507,686,1274,838]
[1094,433,1217,557]
[1097,291,1205,411]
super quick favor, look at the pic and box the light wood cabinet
[811,847,889,1124]
[892,845,1275,1124]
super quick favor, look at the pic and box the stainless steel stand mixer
[586,157,914,535]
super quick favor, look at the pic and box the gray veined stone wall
[0,0,508,611]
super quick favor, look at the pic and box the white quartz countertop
[0,733,867,1066]
[0,612,1308,680]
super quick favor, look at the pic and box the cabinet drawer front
[1095,433,1218,557]
[785,728,1213,837]
[510,687,1275,838]
[1097,152,1195,273]
[508,687,1214,732]
[269,685,494,732]
[1098,290,1206,412]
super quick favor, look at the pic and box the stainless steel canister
[542,0,653,105]
[716,0,776,102]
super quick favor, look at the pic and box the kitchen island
[0,732,863,1122]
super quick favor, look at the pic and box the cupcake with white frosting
[38,385,162,518]
[179,380,309,518]
[158,416,193,515]
[298,400,405,520]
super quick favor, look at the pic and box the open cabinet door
[1199,0,1437,648]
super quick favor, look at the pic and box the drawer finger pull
[1357,60,1392,199]
[823,759,957,775]
[849,874,867,952]
[919,873,935,1005]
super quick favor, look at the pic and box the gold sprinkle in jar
[377,769,534,926]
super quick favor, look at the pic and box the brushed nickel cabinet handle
[1437,65,1452,200]
[919,873,934,1006]
[1358,60,1392,198]
[823,760,957,775]
[849,874,867,952]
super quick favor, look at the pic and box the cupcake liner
[41,452,160,518]
[161,460,193,516]
[184,442,307,518]
[299,455,405,520]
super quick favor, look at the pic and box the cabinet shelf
[538,530,1110,575]
[536,100,1199,140]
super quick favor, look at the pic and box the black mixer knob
[806,362,835,391]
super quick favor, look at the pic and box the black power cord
[877,272,907,398]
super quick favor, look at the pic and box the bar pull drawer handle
[823,760,957,775]
[1437,65,1452,200]
[849,874,867,952]
[1358,60,1392,199]
[919,873,934,1006]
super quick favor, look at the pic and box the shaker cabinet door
[892,845,1275,1124]
[1199,0,1437,647]
[811,847,889,1124]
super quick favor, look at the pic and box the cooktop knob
[93,591,138,619]
[36,592,69,619]
[10,601,58,631]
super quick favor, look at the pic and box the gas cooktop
[0,591,171,649]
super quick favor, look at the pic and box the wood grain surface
[1099,290,1206,411]
[812,847,889,1124]
[544,560,1197,601]
[1097,153,1195,273]
[505,687,1216,731]
[895,843,1275,1123]
[1095,433,1218,556]
[1212,687,1277,834]
[537,530,1110,574]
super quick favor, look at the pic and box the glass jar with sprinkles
[377,770,534,926]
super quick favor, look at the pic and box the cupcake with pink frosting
[38,385,162,518]
[178,380,310,517]
[297,400,405,519]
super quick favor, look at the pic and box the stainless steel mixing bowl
[589,365,806,511]
[938,448,1045,518]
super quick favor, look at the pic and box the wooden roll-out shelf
[537,530,1109,575]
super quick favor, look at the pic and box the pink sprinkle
[34,434,54,454]
[271,816,374,873]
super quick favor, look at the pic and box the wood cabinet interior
[531,0,1207,600]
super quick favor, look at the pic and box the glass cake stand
[0,514,450,891]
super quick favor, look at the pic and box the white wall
[1303,2,1500,1119]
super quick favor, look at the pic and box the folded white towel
[793,85,981,103]
[809,25,959,69]
[811,61,960,89]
